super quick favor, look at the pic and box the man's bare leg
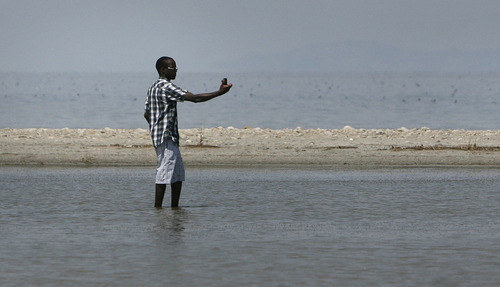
[155,184,167,208]
[171,181,182,208]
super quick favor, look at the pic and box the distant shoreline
[1,127,499,167]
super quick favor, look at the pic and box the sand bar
[1,127,499,167]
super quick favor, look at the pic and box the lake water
[1,166,499,286]
[1,72,499,130]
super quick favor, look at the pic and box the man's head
[156,56,177,80]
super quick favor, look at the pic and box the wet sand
[1,127,499,166]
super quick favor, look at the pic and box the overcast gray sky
[1,0,499,72]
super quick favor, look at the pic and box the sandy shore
[1,127,499,167]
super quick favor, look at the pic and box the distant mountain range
[219,40,500,73]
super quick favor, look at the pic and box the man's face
[164,59,177,80]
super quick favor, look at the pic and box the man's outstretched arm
[184,79,232,103]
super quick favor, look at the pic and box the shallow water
[1,166,499,286]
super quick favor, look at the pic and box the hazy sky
[2,0,499,72]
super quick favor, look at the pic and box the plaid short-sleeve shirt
[145,78,187,147]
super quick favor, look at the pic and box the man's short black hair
[156,56,173,74]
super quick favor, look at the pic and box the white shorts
[155,139,185,184]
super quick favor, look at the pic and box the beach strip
[1,127,499,166]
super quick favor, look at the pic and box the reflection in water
[154,208,189,244]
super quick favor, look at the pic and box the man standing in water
[144,56,232,208]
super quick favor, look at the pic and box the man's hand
[219,78,232,94]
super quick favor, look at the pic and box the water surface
[1,166,499,286]
[1,72,498,130]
